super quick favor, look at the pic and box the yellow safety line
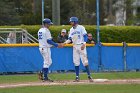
[0,43,140,47]
[102,43,140,47]
[102,43,123,46]
[0,43,95,47]
[127,43,140,47]
[0,43,39,47]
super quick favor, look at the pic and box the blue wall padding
[101,46,124,70]
[0,47,42,72]
[0,45,140,72]
[126,47,140,70]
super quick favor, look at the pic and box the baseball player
[64,17,93,82]
[38,18,63,82]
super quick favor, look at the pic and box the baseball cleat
[43,78,54,82]
[38,71,43,80]
[88,76,93,82]
[73,77,80,82]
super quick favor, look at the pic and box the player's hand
[81,44,85,50]
[57,43,63,48]
[61,43,66,46]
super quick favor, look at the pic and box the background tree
[0,0,139,25]
[125,0,134,25]
[0,0,21,25]
[15,0,42,25]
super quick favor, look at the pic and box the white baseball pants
[73,45,88,66]
[39,48,52,68]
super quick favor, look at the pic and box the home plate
[94,79,109,82]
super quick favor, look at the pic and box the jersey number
[38,32,43,39]
[78,35,80,39]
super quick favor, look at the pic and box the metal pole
[42,0,44,25]
[96,0,100,43]
[96,0,102,72]
[123,42,127,71]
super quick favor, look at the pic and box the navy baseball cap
[69,17,78,22]
[43,18,53,25]
[69,17,78,24]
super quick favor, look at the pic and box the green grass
[0,72,140,84]
[0,72,140,93]
[0,84,140,93]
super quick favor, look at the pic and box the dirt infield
[0,79,140,89]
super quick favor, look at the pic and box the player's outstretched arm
[47,39,58,47]
[47,39,64,48]
[64,40,71,44]
[61,39,71,47]
[63,37,72,44]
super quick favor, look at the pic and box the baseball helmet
[69,17,78,24]
[43,18,53,25]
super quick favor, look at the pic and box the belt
[39,47,50,48]
[74,43,84,45]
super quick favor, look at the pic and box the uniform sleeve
[83,34,88,42]
[47,39,58,47]
[81,26,87,36]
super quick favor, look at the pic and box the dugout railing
[0,28,38,44]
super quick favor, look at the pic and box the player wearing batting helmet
[63,17,93,82]
[38,18,63,82]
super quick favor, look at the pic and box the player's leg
[73,46,80,82]
[80,48,90,76]
[80,47,93,82]
[40,48,53,82]
[43,48,53,82]
[38,48,44,80]
[42,67,48,80]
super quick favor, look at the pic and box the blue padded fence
[101,46,124,71]
[0,44,140,72]
[126,47,140,70]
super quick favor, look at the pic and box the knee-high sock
[85,65,90,76]
[75,66,79,77]
[42,68,48,79]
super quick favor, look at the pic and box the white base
[94,79,109,82]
